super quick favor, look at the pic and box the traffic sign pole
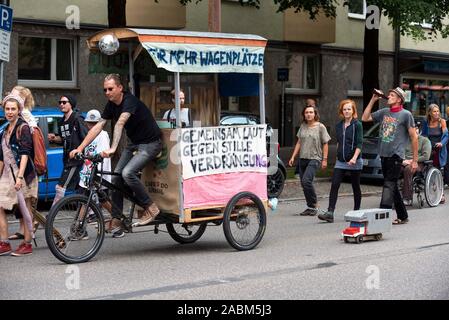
[0,2,12,101]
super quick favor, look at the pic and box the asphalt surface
[1,183,448,301]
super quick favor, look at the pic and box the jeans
[111,140,162,219]
[298,159,320,208]
[380,155,408,221]
[328,168,361,212]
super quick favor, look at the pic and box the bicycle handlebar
[75,153,103,163]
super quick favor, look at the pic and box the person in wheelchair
[402,122,432,206]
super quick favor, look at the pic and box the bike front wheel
[45,194,105,264]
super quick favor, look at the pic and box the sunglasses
[59,100,70,105]
[103,87,114,93]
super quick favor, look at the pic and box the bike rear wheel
[45,194,105,264]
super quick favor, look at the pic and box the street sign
[277,68,289,82]
[0,4,13,62]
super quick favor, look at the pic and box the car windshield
[364,123,380,139]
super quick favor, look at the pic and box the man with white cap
[362,87,418,225]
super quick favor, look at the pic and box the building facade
[4,0,449,148]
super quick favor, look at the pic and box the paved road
[1,191,448,300]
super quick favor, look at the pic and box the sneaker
[87,213,97,224]
[0,241,12,256]
[136,203,160,226]
[68,230,89,241]
[403,199,412,206]
[318,211,334,223]
[268,198,278,212]
[112,229,125,238]
[440,195,446,204]
[11,242,32,256]
[298,208,317,216]
[106,218,123,233]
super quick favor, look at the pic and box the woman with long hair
[7,86,38,240]
[289,106,331,216]
[0,95,37,256]
[318,100,363,223]
[421,104,448,204]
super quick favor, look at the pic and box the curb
[279,191,383,203]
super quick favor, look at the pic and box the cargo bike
[45,28,270,264]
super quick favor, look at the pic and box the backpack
[17,124,47,176]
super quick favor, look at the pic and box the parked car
[220,111,286,198]
[0,107,66,201]
[360,116,426,180]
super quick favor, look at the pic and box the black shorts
[58,165,82,191]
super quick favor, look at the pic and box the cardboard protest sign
[180,125,267,180]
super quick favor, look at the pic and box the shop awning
[87,28,267,74]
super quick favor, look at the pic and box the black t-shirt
[57,112,88,167]
[102,92,161,144]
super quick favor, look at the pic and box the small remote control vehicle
[342,208,392,244]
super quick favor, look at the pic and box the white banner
[180,125,267,179]
[142,42,265,74]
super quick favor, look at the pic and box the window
[220,116,248,126]
[47,116,62,149]
[18,36,77,88]
[348,0,366,20]
[411,19,433,29]
[348,58,363,96]
[285,54,320,94]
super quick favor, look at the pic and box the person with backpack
[7,86,44,241]
[0,95,37,256]
[48,94,88,207]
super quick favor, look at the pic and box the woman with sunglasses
[48,95,88,207]
[421,104,448,204]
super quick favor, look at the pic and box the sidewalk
[279,177,383,202]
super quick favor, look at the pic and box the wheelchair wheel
[424,167,444,207]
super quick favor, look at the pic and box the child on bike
[77,110,113,237]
